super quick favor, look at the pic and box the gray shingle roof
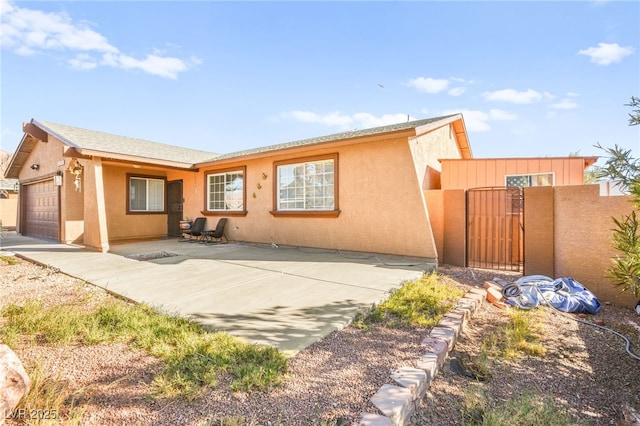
[204,114,459,162]
[34,120,218,165]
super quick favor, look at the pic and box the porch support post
[83,156,110,252]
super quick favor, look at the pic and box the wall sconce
[256,183,262,190]
[261,172,268,180]
[54,171,63,186]
[30,164,39,170]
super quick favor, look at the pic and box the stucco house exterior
[5,115,472,259]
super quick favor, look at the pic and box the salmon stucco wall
[410,125,462,190]
[424,190,444,262]
[101,164,172,241]
[523,186,554,278]
[552,185,637,307]
[186,134,447,259]
[0,195,18,229]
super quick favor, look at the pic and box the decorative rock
[358,413,394,426]
[370,384,414,426]
[420,337,448,367]
[486,287,504,304]
[460,294,483,310]
[429,326,457,351]
[438,315,464,336]
[467,287,487,301]
[390,367,428,402]
[416,352,439,381]
[0,345,31,423]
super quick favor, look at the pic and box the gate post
[523,186,554,277]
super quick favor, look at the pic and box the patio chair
[202,218,228,244]
[179,217,206,242]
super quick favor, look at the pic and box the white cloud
[407,77,450,94]
[0,0,195,79]
[68,53,97,70]
[578,42,634,65]
[280,111,414,130]
[442,108,517,132]
[482,88,544,104]
[448,87,465,96]
[550,99,578,110]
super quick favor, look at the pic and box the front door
[167,180,183,237]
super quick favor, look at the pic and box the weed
[463,389,580,425]
[11,359,84,425]
[0,254,18,265]
[1,298,288,399]
[356,272,465,328]
[481,307,546,359]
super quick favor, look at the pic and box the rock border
[357,288,487,426]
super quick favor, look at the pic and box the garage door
[23,179,60,240]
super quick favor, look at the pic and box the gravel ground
[1,256,639,425]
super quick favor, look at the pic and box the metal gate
[467,187,523,271]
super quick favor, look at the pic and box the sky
[1,0,639,163]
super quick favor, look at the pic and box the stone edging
[357,288,487,426]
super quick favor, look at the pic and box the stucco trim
[269,210,341,218]
[201,210,248,217]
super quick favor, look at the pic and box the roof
[203,114,466,163]
[5,114,469,178]
[5,119,219,178]
[35,120,218,165]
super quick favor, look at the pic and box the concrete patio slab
[0,234,434,354]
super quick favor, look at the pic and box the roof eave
[4,133,38,179]
[195,127,418,167]
[64,147,196,169]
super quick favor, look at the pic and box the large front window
[207,170,244,211]
[128,176,165,213]
[276,155,336,211]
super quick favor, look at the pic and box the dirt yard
[1,256,639,425]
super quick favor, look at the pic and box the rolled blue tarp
[502,275,602,314]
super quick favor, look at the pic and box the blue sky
[1,1,639,162]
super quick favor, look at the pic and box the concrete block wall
[524,185,637,308]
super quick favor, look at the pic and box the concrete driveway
[0,233,434,354]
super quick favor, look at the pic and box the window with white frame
[276,156,336,211]
[506,173,554,188]
[128,176,165,213]
[207,170,244,211]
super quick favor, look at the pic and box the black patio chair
[202,218,228,244]
[179,217,206,242]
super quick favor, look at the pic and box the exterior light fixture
[30,164,39,170]
[54,171,63,186]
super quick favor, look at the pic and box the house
[4,115,471,259]
[7,117,635,306]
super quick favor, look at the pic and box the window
[274,154,338,216]
[206,169,244,211]
[128,175,166,213]
[506,173,554,188]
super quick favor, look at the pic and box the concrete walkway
[0,233,434,354]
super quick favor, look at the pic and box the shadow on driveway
[1,233,435,354]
